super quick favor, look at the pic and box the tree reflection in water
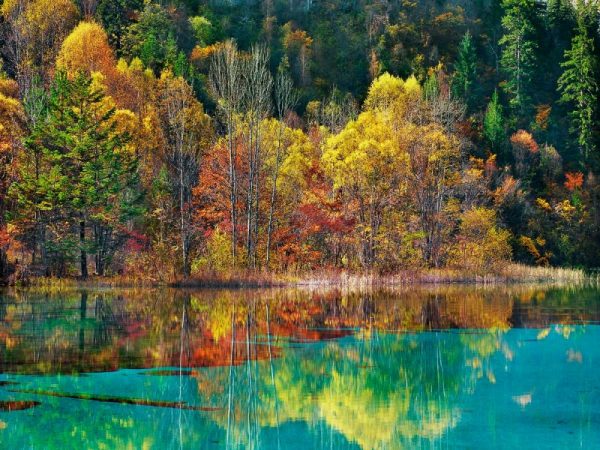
[0,285,599,448]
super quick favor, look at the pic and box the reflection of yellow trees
[1,284,597,448]
[318,371,410,450]
[201,330,502,449]
[2,284,597,374]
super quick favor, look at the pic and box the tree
[10,71,139,277]
[557,20,598,159]
[56,21,116,77]
[450,208,512,274]
[95,0,142,50]
[240,44,273,268]
[0,75,26,281]
[483,90,506,156]
[157,71,211,278]
[406,123,461,267]
[322,110,409,267]
[499,0,537,117]
[451,31,477,108]
[265,66,297,268]
[1,0,79,91]
[121,2,176,74]
[209,40,244,264]
[189,16,213,47]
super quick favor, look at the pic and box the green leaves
[499,0,537,117]
[10,71,141,274]
[483,90,506,157]
[451,31,477,107]
[557,22,598,159]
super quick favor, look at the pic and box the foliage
[483,90,506,157]
[499,0,537,116]
[451,31,477,107]
[56,21,116,76]
[10,71,140,277]
[557,20,598,159]
[1,0,600,281]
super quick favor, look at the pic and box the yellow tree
[0,75,26,279]
[364,72,421,116]
[1,0,79,88]
[404,123,461,267]
[56,21,116,77]
[450,207,512,274]
[322,110,409,267]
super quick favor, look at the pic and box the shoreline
[6,264,597,289]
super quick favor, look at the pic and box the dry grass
[15,264,597,289]
[295,264,597,287]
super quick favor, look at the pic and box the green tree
[11,71,140,277]
[189,16,213,46]
[499,0,537,117]
[122,2,176,73]
[452,31,477,108]
[557,20,598,159]
[96,0,143,50]
[483,90,506,156]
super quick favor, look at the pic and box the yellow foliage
[450,208,512,273]
[56,21,115,76]
[322,109,408,191]
[364,72,421,114]
[535,197,552,212]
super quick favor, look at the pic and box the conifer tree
[499,0,537,117]
[484,90,506,156]
[452,31,477,108]
[11,71,140,277]
[557,20,598,159]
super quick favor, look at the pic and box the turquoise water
[0,286,599,449]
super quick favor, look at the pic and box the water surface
[0,285,599,449]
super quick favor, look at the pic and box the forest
[0,0,599,283]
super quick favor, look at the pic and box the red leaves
[564,171,584,191]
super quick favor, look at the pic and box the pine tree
[557,20,598,159]
[452,31,478,108]
[547,0,575,31]
[12,72,140,277]
[499,0,538,117]
[484,90,506,156]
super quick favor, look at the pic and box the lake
[0,285,599,449]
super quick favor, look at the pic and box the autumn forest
[1,0,599,283]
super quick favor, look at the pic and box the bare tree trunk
[227,113,238,265]
[266,69,297,268]
[80,218,88,278]
[210,41,244,266]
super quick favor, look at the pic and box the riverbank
[8,264,597,289]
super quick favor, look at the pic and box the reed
[11,264,597,289]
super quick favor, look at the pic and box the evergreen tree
[557,20,598,159]
[11,72,140,277]
[96,0,143,51]
[452,31,478,108]
[484,90,506,156]
[499,0,538,117]
[547,0,575,31]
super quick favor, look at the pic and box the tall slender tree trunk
[179,151,189,279]
[266,123,286,269]
[228,116,237,266]
[80,218,88,278]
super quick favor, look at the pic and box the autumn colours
[0,0,599,283]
